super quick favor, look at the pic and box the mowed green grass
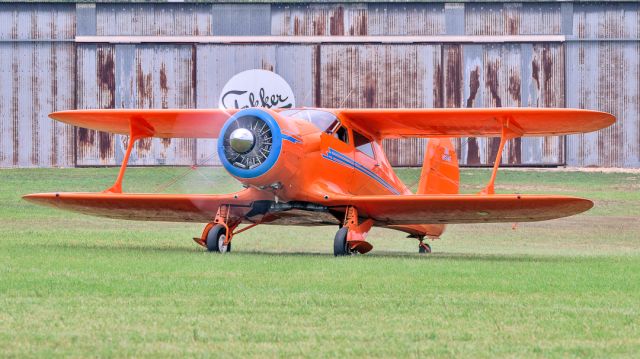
[1,167,639,357]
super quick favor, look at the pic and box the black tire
[419,242,432,254]
[206,224,231,253]
[333,227,350,256]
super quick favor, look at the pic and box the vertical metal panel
[465,3,562,36]
[367,3,445,36]
[573,3,639,39]
[566,41,639,167]
[520,43,565,165]
[213,3,270,35]
[129,45,196,166]
[96,3,212,36]
[76,3,96,36]
[445,43,564,166]
[195,45,316,165]
[0,42,75,168]
[319,45,442,166]
[76,44,196,166]
[76,44,117,165]
[445,3,465,36]
[271,3,368,36]
[0,3,75,40]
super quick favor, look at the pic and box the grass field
[1,167,639,357]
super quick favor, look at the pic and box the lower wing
[23,191,591,225]
[325,194,592,224]
[22,189,271,222]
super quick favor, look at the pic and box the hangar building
[0,1,638,168]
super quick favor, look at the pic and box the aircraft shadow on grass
[41,241,574,264]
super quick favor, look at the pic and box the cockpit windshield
[280,109,339,132]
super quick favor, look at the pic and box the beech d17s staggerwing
[24,107,614,255]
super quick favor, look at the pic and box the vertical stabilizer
[417,138,459,195]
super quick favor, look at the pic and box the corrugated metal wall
[0,4,76,168]
[566,3,639,167]
[76,44,196,166]
[1,2,638,168]
[443,43,565,165]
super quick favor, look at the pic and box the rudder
[417,138,459,195]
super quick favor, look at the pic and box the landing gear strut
[418,238,432,254]
[334,206,373,256]
[193,205,241,253]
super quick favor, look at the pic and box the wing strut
[481,118,523,195]
[104,118,155,193]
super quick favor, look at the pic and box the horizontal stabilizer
[340,108,615,138]
[325,194,593,224]
[49,109,238,138]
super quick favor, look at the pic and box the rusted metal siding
[444,43,565,166]
[76,44,196,166]
[96,3,212,36]
[367,3,445,36]
[565,3,639,167]
[75,44,116,165]
[0,3,76,168]
[319,45,442,166]
[212,3,271,36]
[271,3,368,36]
[0,3,75,40]
[1,2,639,169]
[465,3,563,36]
[566,41,639,167]
[572,3,639,39]
[195,45,316,165]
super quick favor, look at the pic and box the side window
[334,126,349,144]
[353,131,375,158]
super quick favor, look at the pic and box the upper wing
[325,194,593,224]
[339,108,615,138]
[22,188,270,222]
[49,109,238,138]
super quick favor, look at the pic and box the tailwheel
[206,224,231,253]
[418,240,431,254]
[333,227,351,256]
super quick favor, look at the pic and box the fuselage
[216,107,445,237]
[218,108,412,202]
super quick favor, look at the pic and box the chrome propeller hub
[221,115,273,170]
[229,128,255,154]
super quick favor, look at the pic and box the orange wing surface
[339,108,615,138]
[22,189,270,222]
[24,191,592,225]
[325,194,593,224]
[49,109,238,138]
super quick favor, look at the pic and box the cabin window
[353,131,375,158]
[280,109,339,133]
[334,126,349,144]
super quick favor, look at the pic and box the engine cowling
[217,108,301,192]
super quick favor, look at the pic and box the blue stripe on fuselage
[322,148,400,195]
[282,134,302,144]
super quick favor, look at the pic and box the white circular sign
[218,69,295,110]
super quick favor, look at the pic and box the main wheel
[418,242,432,254]
[333,227,351,256]
[206,224,231,253]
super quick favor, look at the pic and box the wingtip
[22,193,58,205]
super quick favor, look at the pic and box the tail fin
[417,138,459,195]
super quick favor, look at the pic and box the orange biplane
[24,107,614,255]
